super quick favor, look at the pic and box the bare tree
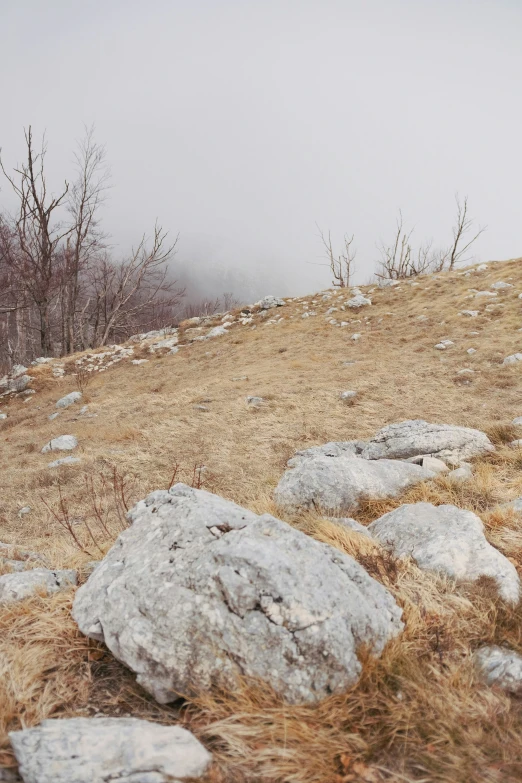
[446,194,486,270]
[63,126,109,353]
[86,225,183,346]
[376,211,420,279]
[0,127,70,355]
[317,225,356,287]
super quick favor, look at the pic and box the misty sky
[1,0,521,297]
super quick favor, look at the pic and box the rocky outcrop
[274,452,432,513]
[9,717,211,783]
[361,420,494,464]
[73,484,403,705]
[368,503,519,603]
[41,435,78,453]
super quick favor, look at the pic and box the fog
[1,0,521,299]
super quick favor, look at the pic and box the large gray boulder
[0,569,77,604]
[9,717,211,783]
[41,435,78,453]
[73,484,403,705]
[368,503,519,603]
[361,420,494,464]
[473,646,522,694]
[274,452,432,513]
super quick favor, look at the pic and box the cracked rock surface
[368,503,519,603]
[72,484,403,705]
[9,717,211,783]
[361,420,494,464]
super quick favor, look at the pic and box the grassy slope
[1,259,522,781]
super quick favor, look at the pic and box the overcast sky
[1,0,521,296]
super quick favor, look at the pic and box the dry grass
[1,259,522,780]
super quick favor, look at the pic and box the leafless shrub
[317,225,356,287]
[43,466,137,556]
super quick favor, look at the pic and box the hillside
[1,258,522,782]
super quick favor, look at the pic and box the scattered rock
[257,295,286,309]
[55,391,82,409]
[490,281,513,289]
[47,456,81,469]
[340,390,357,402]
[350,333,361,341]
[232,375,248,381]
[9,717,212,783]
[275,451,432,513]
[48,412,60,421]
[347,294,371,309]
[205,325,229,339]
[467,347,477,355]
[475,291,498,298]
[457,369,474,376]
[448,463,473,483]
[378,279,399,288]
[435,340,454,350]
[361,420,494,464]
[509,440,522,449]
[513,416,522,425]
[459,310,479,317]
[246,396,264,407]
[41,435,78,453]
[0,413,6,421]
[73,484,403,704]
[473,646,522,694]
[408,455,449,474]
[194,405,209,412]
[503,353,522,366]
[17,507,31,518]
[0,569,77,604]
[368,503,520,603]
[131,359,149,365]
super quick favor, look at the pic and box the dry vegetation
[1,259,522,781]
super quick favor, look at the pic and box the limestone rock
[407,455,449,474]
[490,281,513,290]
[41,435,78,453]
[257,295,286,309]
[290,441,365,462]
[473,646,522,693]
[47,456,81,469]
[55,391,82,409]
[361,420,494,464]
[0,569,77,604]
[368,503,520,603]
[347,294,371,309]
[340,390,357,402]
[9,717,211,783]
[73,484,403,705]
[503,353,522,366]
[448,464,473,482]
[275,452,431,513]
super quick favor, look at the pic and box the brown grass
[1,259,522,780]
